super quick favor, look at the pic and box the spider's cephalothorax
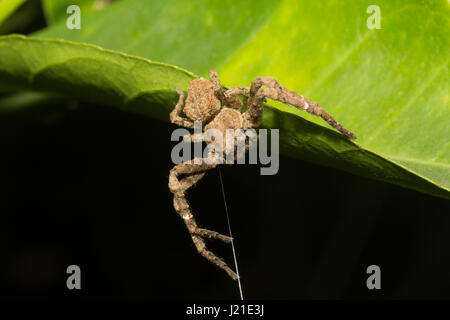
[169,70,356,280]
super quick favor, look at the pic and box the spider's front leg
[170,88,195,129]
[209,70,243,110]
[247,77,356,139]
[169,158,238,280]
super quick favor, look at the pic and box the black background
[0,102,449,299]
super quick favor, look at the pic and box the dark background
[0,2,449,300]
[0,102,449,299]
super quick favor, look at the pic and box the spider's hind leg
[169,158,238,280]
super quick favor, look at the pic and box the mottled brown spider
[169,70,356,280]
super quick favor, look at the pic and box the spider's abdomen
[205,108,243,134]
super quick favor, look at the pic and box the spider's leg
[225,87,250,97]
[178,172,206,192]
[170,88,194,129]
[192,234,237,280]
[169,158,230,243]
[169,158,238,280]
[247,77,356,139]
[209,70,243,110]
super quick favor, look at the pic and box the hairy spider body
[169,70,356,280]
[183,79,221,122]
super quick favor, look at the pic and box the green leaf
[0,35,195,121]
[37,0,276,75]
[0,35,447,200]
[0,0,27,25]
[1,0,449,199]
